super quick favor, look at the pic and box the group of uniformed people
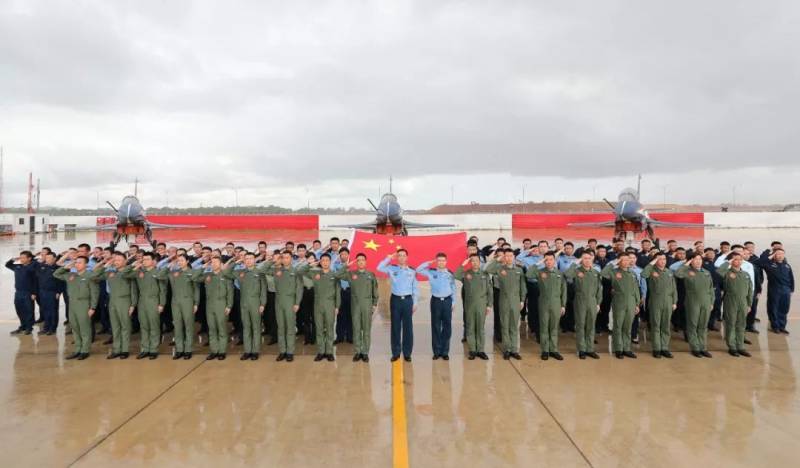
[5,235,794,362]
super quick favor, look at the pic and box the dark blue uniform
[35,262,63,333]
[6,259,39,332]
[764,260,794,331]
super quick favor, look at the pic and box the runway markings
[392,360,410,468]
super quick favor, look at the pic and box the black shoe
[35,318,44,324]
[102,338,113,345]
[277,353,286,362]
[541,353,549,361]
[661,351,674,359]
[652,351,662,359]
[327,354,335,362]
[588,352,600,360]
[432,354,440,361]
[9,328,23,336]
[120,352,130,359]
[183,353,192,360]
[579,352,586,360]
[615,351,623,359]
[353,354,361,362]
[107,353,120,360]
[728,350,739,357]
[550,352,563,361]
[461,337,467,343]
[744,338,752,345]
[286,354,294,362]
[468,352,476,360]
[781,329,790,335]
[236,339,244,346]
[314,354,324,362]
[217,354,226,360]
[738,350,751,357]
[509,352,520,360]
[46,331,55,336]
[623,351,637,359]
[503,352,511,360]
[148,353,158,360]
[363,355,370,363]
[442,355,449,361]
[77,353,89,360]
[701,351,712,358]
[241,353,250,361]
[206,353,218,361]
[65,330,72,335]
[250,353,259,360]
[391,355,400,362]
[691,350,702,358]
[23,329,32,335]
[746,327,759,334]
[267,339,278,345]
[66,352,80,360]
[403,356,411,362]
[478,352,489,360]
[333,339,342,344]
[172,352,182,360]
[136,352,148,360]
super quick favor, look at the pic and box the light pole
[234,189,239,209]
[660,185,668,208]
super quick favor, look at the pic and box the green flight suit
[674,265,715,352]
[303,268,341,355]
[336,268,379,355]
[92,265,138,354]
[192,269,234,354]
[526,266,567,353]
[717,263,753,352]
[601,264,641,353]
[485,260,527,353]
[642,265,678,352]
[454,265,493,353]
[54,267,99,355]
[155,267,201,354]
[564,264,603,353]
[124,267,167,354]
[223,266,267,354]
[262,262,304,355]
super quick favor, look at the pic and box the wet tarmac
[0,229,798,467]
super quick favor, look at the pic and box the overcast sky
[1,0,799,210]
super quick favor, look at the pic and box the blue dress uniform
[764,259,794,332]
[6,259,38,333]
[378,257,419,360]
[517,251,543,337]
[416,262,456,358]
[35,262,63,334]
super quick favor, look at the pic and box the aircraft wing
[148,222,206,229]
[568,221,617,228]
[327,222,379,230]
[52,225,119,232]
[648,220,715,228]
[403,220,455,229]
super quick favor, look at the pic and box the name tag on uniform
[352,274,358,280]
[615,273,622,279]
[688,271,695,277]
[466,273,473,280]
[577,272,584,278]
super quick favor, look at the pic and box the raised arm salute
[454,254,492,360]
[378,249,418,362]
[674,254,715,358]
[54,255,99,360]
[335,253,379,362]
[124,252,167,360]
[260,250,304,362]
[92,253,136,359]
[563,251,603,359]
[526,251,567,361]
[485,248,526,361]
[600,256,641,359]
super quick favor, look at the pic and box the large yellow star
[363,239,381,251]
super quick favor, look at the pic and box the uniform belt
[392,294,410,300]
[432,295,452,301]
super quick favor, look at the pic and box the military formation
[4,235,795,362]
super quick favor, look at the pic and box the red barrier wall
[147,215,319,230]
[512,212,705,229]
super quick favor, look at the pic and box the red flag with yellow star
[349,231,467,280]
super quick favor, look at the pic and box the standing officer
[642,252,678,359]
[36,251,62,335]
[485,248,527,360]
[335,253,379,362]
[674,253,715,358]
[5,251,38,335]
[378,249,419,362]
[193,256,234,360]
[564,250,603,359]
[333,248,353,344]
[262,249,281,345]
[54,256,99,360]
[601,255,641,359]
[717,253,754,357]
[157,253,201,360]
[261,251,304,362]
[92,253,137,359]
[301,253,341,362]
[454,253,493,360]
[763,248,794,334]
[526,252,567,361]
[417,253,457,361]
[125,252,167,360]
[224,252,267,360]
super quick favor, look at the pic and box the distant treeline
[38,206,375,216]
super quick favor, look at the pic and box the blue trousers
[39,290,60,332]
[767,288,792,331]
[390,294,413,358]
[14,291,34,331]
[430,296,453,356]
[336,288,352,341]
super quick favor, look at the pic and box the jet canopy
[121,195,141,206]
[617,188,639,202]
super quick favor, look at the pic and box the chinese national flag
[349,231,467,280]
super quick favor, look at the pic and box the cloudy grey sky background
[1,0,799,210]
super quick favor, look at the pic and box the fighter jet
[570,175,711,244]
[329,177,454,235]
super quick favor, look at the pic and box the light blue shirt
[629,265,647,301]
[378,257,419,305]
[714,255,756,293]
[331,255,350,290]
[415,261,456,299]
[516,251,543,268]
[557,255,577,272]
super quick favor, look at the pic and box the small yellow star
[388,238,395,244]
[363,239,381,251]
[396,245,402,250]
